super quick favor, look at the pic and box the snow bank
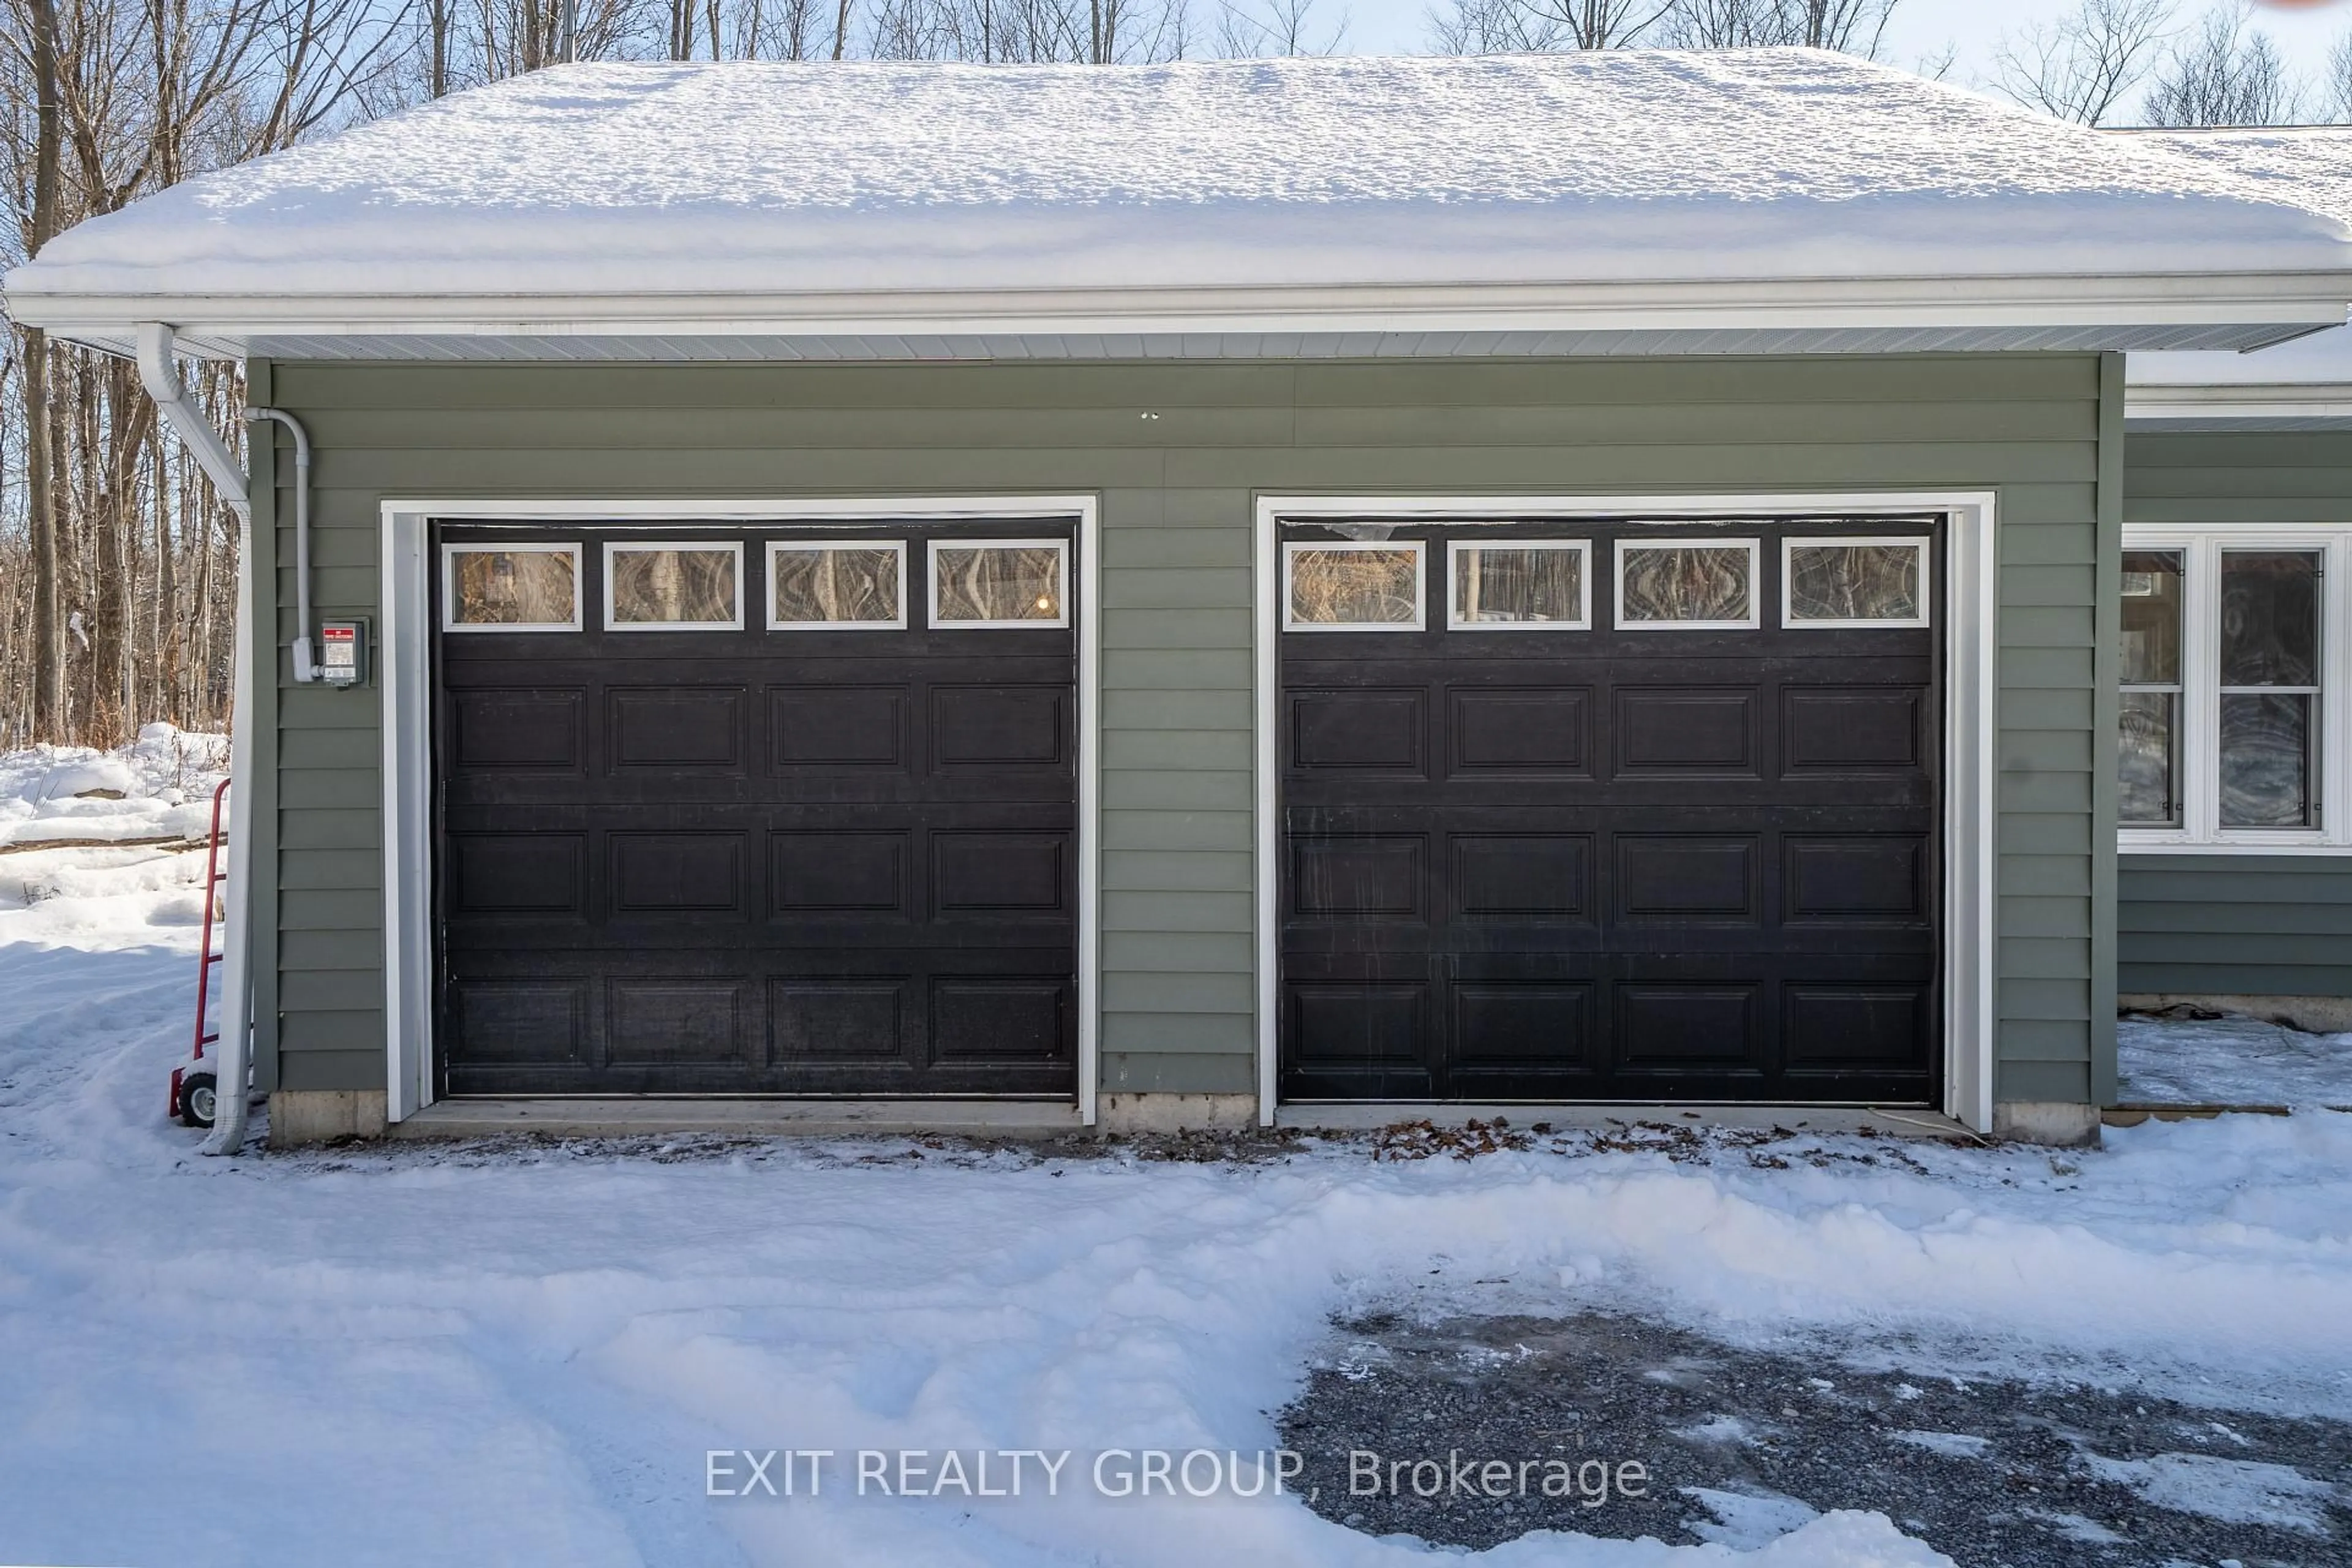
[10,53,2348,307]
[0,727,228,850]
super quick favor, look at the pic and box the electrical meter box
[319,619,368,688]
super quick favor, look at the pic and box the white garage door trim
[379,495,1103,1126]
[1252,492,2000,1134]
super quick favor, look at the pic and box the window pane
[2120,550,2184,685]
[1619,546,1750,624]
[935,545,1063,623]
[2220,551,2319,688]
[1453,546,1583,625]
[1288,546,1420,626]
[1787,543,1922,623]
[774,546,900,624]
[2220,693,2315,827]
[610,548,737,625]
[2119,691,2178,826]
[450,549,576,627]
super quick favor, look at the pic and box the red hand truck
[169,777,232,1129]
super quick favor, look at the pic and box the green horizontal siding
[2119,429,2352,1001]
[258,352,2110,1103]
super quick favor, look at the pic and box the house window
[2120,528,2346,851]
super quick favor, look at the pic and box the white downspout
[135,323,267,1156]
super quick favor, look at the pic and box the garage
[432,519,1080,1097]
[1277,516,1942,1105]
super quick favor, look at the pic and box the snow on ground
[2119,1012,2352,1110]
[1,793,2348,1566]
[0,723,228,850]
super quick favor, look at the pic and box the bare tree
[1215,0,1343,56]
[1995,0,2173,126]
[1662,0,1898,56]
[1430,0,1674,52]
[2141,2,2302,127]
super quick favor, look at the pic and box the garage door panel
[435,520,1079,1098]
[1450,980,1599,1069]
[1280,516,1940,1105]
[448,832,587,917]
[450,688,587,774]
[1615,835,1761,924]
[1291,835,1427,919]
[1781,685,1926,774]
[1783,834,1931,924]
[769,831,911,916]
[606,686,747,772]
[1452,834,1596,920]
[1613,982,1766,1072]
[931,685,1070,769]
[768,685,907,770]
[1782,982,1932,1072]
[1446,687,1593,777]
[1289,688,1427,775]
[608,832,747,918]
[1614,687,1760,777]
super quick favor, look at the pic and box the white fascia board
[2125,383,2352,421]
[12,268,2352,356]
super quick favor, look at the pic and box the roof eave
[13,271,2348,361]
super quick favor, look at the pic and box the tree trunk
[24,0,66,740]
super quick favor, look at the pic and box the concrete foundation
[1992,1100,2102,1147]
[2120,992,2352,1035]
[1096,1092,1258,1133]
[268,1089,389,1147]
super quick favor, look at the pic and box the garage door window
[1448,541,1589,629]
[1285,541,1425,631]
[1784,538,1929,627]
[932,541,1069,627]
[442,543,581,632]
[604,542,744,631]
[769,541,907,629]
[1616,540,1758,630]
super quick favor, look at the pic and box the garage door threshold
[390,1098,1084,1140]
[1275,1103,1974,1140]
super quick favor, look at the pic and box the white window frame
[1613,537,1762,632]
[2119,524,2352,855]
[1445,538,1591,631]
[1281,538,1427,632]
[766,539,908,631]
[439,541,582,633]
[1781,535,1932,629]
[601,540,746,632]
[929,538,1072,629]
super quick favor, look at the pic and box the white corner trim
[379,495,1103,1126]
[1252,492,1999,1134]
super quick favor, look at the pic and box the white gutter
[135,322,317,1155]
[24,266,2352,350]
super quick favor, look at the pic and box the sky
[1335,0,2351,108]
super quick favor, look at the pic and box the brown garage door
[1278,516,1942,1104]
[432,519,1078,1097]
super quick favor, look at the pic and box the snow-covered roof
[12,52,2352,362]
[2121,128,2352,424]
